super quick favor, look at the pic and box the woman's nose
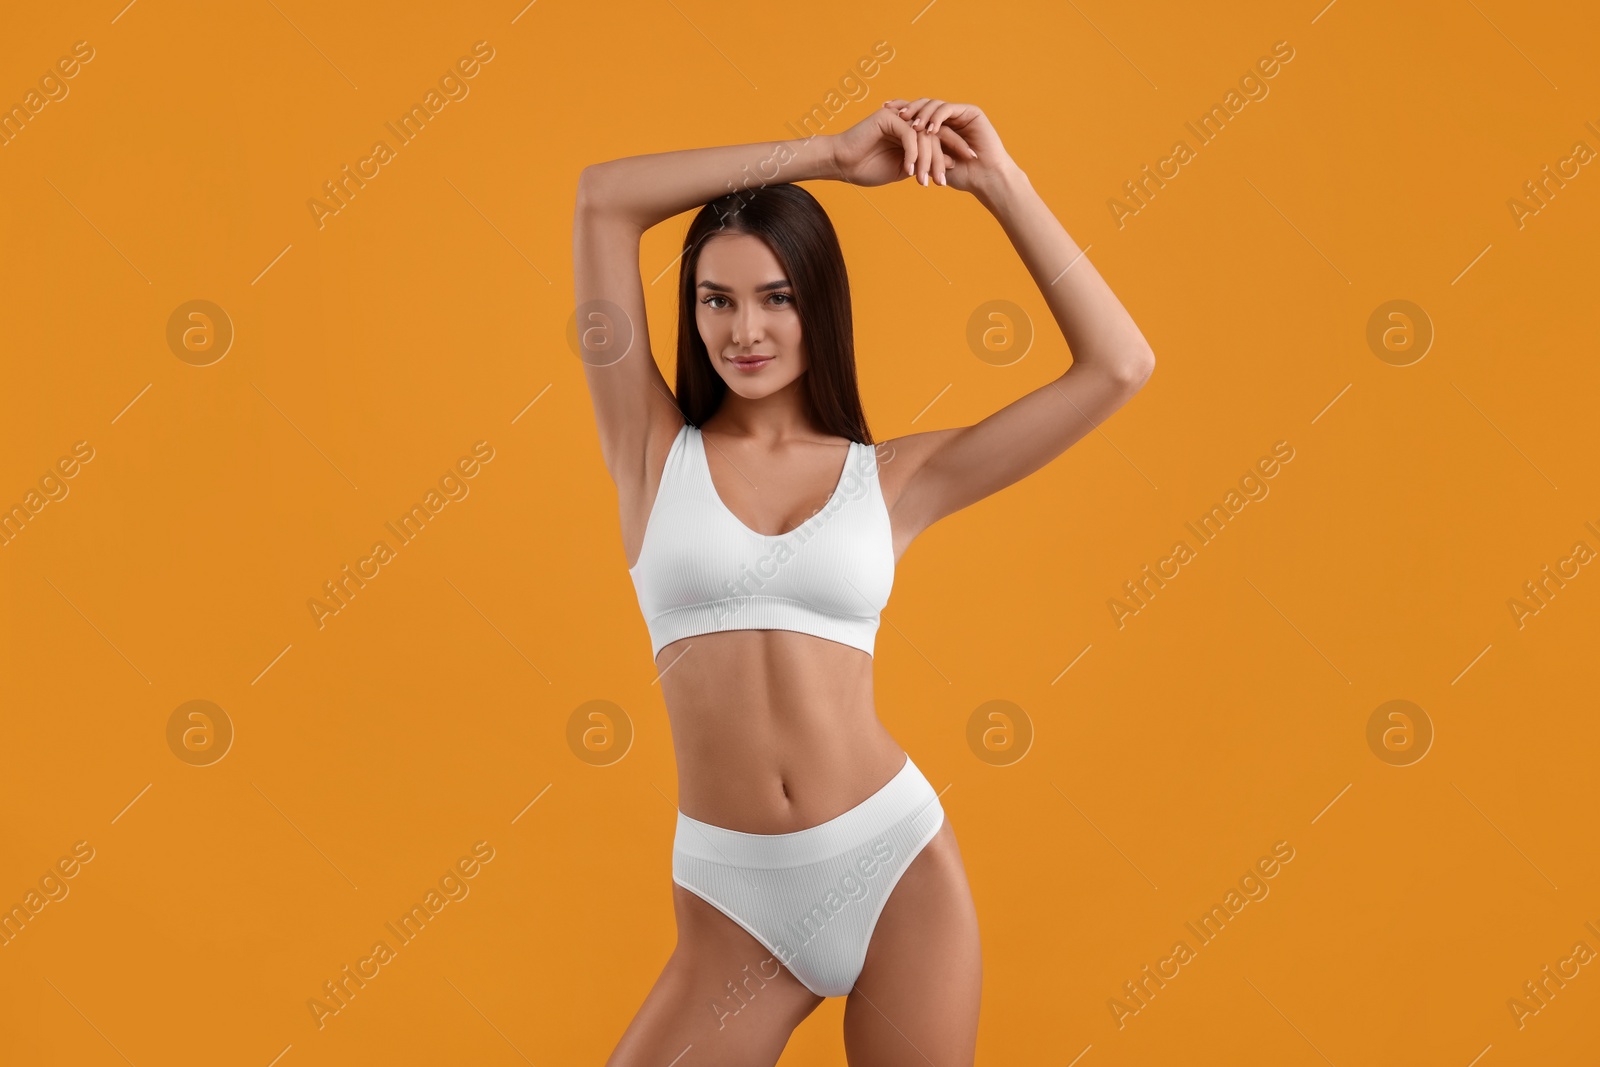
[731,308,762,344]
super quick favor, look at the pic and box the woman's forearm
[577,135,838,231]
[978,164,1156,380]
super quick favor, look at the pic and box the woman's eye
[701,294,793,308]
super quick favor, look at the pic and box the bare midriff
[655,628,909,835]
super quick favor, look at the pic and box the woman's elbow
[1122,349,1155,390]
[576,165,609,210]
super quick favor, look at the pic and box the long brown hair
[673,183,873,445]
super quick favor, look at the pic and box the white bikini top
[627,423,895,659]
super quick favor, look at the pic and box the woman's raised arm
[870,98,1157,548]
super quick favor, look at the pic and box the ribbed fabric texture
[628,423,895,659]
[671,754,946,998]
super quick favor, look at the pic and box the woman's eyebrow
[696,279,792,292]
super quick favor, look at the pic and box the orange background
[3,0,1598,1063]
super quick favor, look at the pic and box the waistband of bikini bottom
[672,753,941,869]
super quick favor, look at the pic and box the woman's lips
[730,356,774,371]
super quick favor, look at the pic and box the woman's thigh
[843,817,982,1066]
[606,883,825,1066]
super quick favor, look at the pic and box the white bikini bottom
[671,753,946,998]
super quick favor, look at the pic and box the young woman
[575,97,1154,1065]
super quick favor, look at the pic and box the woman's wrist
[972,159,1030,214]
[772,134,839,185]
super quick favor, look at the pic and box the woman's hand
[827,97,1015,197]
[885,98,1015,196]
[826,105,937,189]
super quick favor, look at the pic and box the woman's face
[694,233,806,399]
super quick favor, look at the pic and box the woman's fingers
[923,101,961,135]
[898,97,934,130]
[935,123,977,160]
[895,113,920,178]
[919,128,955,186]
[910,100,942,184]
[881,98,970,183]
[890,105,932,181]
[885,98,980,156]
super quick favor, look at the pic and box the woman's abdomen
[657,630,906,833]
